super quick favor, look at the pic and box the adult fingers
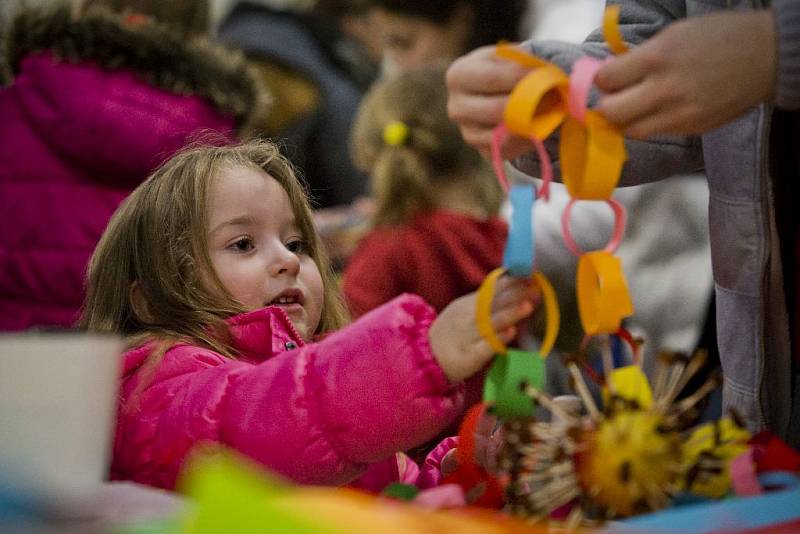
[446,45,530,96]
[596,79,666,130]
[623,105,704,139]
[594,44,650,94]
[447,93,507,127]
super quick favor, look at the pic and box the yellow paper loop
[476,268,560,357]
[603,5,630,55]
[531,272,559,357]
[495,42,550,69]
[577,251,634,334]
[504,66,569,140]
[476,267,509,354]
[560,111,627,200]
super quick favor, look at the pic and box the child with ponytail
[342,67,510,445]
[343,66,507,317]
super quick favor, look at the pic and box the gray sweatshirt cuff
[773,0,800,109]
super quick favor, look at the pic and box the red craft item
[749,432,800,473]
[442,403,505,508]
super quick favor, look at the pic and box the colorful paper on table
[182,449,549,533]
[180,450,337,534]
[612,474,800,533]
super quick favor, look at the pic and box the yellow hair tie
[383,121,409,146]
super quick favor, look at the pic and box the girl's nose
[269,244,301,277]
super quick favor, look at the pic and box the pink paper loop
[561,197,627,257]
[568,56,608,123]
[731,449,763,497]
[531,135,552,201]
[491,124,552,201]
[491,125,510,193]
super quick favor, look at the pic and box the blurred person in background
[365,0,526,75]
[344,66,505,317]
[342,66,507,449]
[217,0,372,209]
[0,0,268,330]
[314,0,525,268]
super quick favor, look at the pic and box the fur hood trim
[1,3,271,135]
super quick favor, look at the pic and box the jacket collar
[1,3,269,135]
[225,306,305,362]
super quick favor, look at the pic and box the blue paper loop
[503,183,535,277]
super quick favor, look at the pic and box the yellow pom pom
[383,121,409,147]
[577,410,681,517]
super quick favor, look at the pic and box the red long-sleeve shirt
[342,210,508,316]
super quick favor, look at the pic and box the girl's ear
[129,281,153,323]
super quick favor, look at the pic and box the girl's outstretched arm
[115,295,465,489]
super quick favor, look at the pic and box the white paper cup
[0,332,123,498]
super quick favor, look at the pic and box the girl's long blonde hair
[351,66,502,227]
[80,139,348,356]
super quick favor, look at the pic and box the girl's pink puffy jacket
[112,294,464,491]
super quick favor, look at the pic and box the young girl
[343,66,507,318]
[81,140,535,491]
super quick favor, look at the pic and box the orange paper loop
[476,268,560,357]
[577,251,634,335]
[504,66,569,140]
[476,268,510,355]
[531,272,559,357]
[559,111,627,200]
[603,5,629,55]
[495,42,550,69]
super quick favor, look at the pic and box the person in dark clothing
[218,1,370,209]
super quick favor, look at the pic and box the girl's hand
[429,275,537,383]
[446,45,534,160]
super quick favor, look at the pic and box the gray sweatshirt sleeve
[512,0,704,187]
[773,0,800,109]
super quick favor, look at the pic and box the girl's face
[207,165,324,340]
[376,7,472,73]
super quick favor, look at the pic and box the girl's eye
[229,237,254,252]
[286,239,308,254]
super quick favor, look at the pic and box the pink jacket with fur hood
[111,294,464,491]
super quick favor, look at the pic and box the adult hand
[429,275,537,383]
[595,10,776,138]
[446,45,534,160]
